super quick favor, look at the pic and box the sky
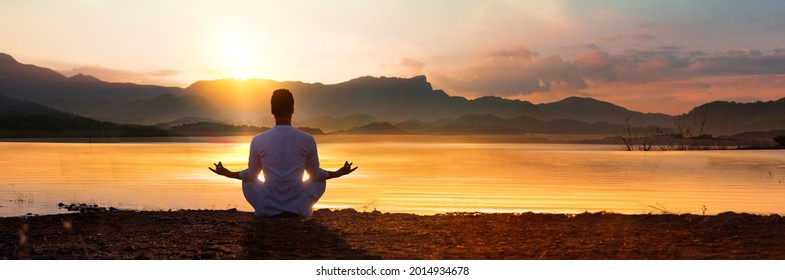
[2,0,785,114]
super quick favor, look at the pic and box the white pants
[241,179,326,217]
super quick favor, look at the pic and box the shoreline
[2,209,784,260]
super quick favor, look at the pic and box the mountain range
[184,76,673,127]
[2,52,784,136]
[0,53,221,124]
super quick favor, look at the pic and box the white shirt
[239,125,329,216]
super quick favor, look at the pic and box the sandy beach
[2,209,784,260]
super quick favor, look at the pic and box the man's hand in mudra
[327,161,358,179]
[209,161,241,180]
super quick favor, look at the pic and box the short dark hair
[271,89,294,116]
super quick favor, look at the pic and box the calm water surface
[1,135,784,216]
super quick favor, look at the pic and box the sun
[216,32,257,80]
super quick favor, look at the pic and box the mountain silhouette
[533,96,673,126]
[0,95,167,138]
[680,98,785,136]
[186,76,543,123]
[2,52,784,136]
[428,114,620,134]
[297,114,378,132]
[330,114,640,135]
[1,93,61,115]
[185,76,670,127]
[0,53,221,124]
[336,122,409,134]
[68,73,103,84]
[0,53,67,82]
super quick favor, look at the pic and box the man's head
[271,89,294,116]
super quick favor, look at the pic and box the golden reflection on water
[1,135,784,216]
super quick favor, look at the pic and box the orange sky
[2,0,785,114]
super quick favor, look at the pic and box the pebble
[58,202,109,213]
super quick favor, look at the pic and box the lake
[1,135,784,217]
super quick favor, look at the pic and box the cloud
[575,50,616,81]
[571,47,785,84]
[396,57,425,73]
[686,49,785,76]
[600,33,656,43]
[379,57,426,77]
[584,43,600,50]
[633,22,658,30]
[488,47,539,62]
[588,48,692,83]
[572,48,785,114]
[439,46,785,94]
[430,45,785,114]
[60,65,183,86]
[430,46,587,97]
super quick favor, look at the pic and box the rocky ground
[1,209,784,259]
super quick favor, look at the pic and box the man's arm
[209,161,242,180]
[325,161,358,180]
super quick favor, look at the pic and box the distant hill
[0,94,62,117]
[168,122,325,136]
[168,122,270,136]
[44,93,222,124]
[185,76,541,123]
[298,114,377,132]
[337,122,409,134]
[0,53,222,124]
[154,117,225,129]
[407,114,625,135]
[732,130,785,141]
[0,95,167,138]
[0,95,330,138]
[0,53,66,82]
[185,76,675,127]
[533,97,673,126]
[0,53,180,103]
[331,113,667,136]
[680,98,785,136]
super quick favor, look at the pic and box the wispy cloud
[430,47,587,97]
[632,22,658,30]
[378,57,427,78]
[599,33,656,43]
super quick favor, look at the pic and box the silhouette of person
[210,89,357,217]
